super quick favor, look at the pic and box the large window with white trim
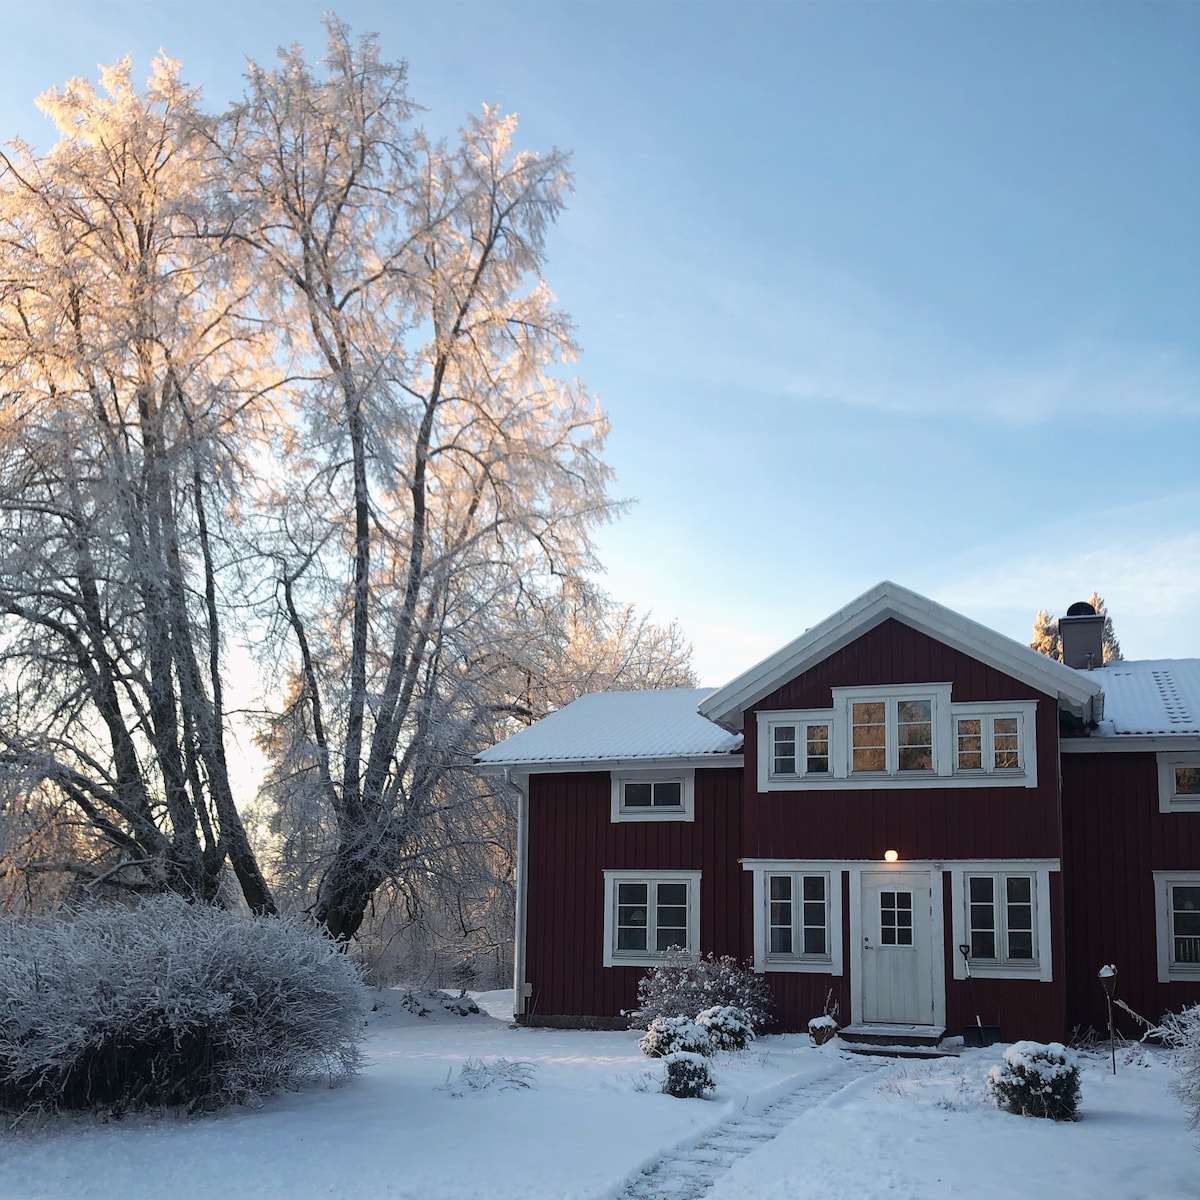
[745,861,844,974]
[756,689,1038,791]
[602,870,701,967]
[949,863,1054,981]
[1154,872,1200,981]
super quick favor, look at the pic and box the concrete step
[837,1023,951,1057]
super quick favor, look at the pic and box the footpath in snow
[0,989,1194,1200]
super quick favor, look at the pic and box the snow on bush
[662,1051,714,1099]
[442,1057,536,1096]
[696,1005,755,1052]
[629,950,773,1031]
[396,988,482,1018]
[0,896,368,1115]
[808,1014,838,1045]
[639,1015,711,1059]
[1160,1003,1200,1132]
[987,1041,1081,1121]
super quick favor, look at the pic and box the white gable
[476,687,743,768]
[699,581,1102,732]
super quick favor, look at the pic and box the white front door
[860,871,935,1024]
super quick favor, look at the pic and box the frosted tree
[1088,591,1123,663]
[1029,610,1061,660]
[0,59,275,912]
[223,22,644,942]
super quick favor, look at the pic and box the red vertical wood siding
[523,766,744,1021]
[744,619,1063,862]
[1061,751,1200,1034]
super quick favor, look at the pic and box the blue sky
[2,1,1196,684]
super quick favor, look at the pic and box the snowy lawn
[0,989,1193,1200]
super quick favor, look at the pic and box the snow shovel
[959,944,1002,1047]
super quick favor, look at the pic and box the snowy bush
[396,988,481,1018]
[0,897,368,1115]
[1160,1004,1200,1132]
[443,1057,535,1096]
[696,1005,755,1052]
[639,1015,711,1059]
[987,1041,1081,1121]
[630,950,773,1031]
[663,1051,714,1099]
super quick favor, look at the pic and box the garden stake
[1099,965,1118,1075]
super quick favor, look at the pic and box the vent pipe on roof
[1059,602,1104,671]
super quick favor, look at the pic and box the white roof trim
[699,581,1102,732]
[478,754,745,777]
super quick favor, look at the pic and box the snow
[1,989,1194,1200]
[476,688,743,766]
[1091,658,1200,736]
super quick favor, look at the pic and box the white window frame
[744,860,844,975]
[1153,871,1200,982]
[757,688,1038,791]
[1157,754,1200,813]
[602,870,701,968]
[950,702,1034,777]
[610,769,695,823]
[949,862,1054,981]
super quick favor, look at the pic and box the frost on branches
[629,950,773,1032]
[0,897,368,1116]
[1160,1004,1200,1134]
[0,19,695,971]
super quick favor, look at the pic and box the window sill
[761,956,836,974]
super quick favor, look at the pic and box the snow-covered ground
[0,989,1193,1200]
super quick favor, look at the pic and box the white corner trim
[609,768,695,822]
[1157,753,1200,813]
[948,863,1055,982]
[601,869,702,969]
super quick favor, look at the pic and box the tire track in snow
[616,1056,885,1200]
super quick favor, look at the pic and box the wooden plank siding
[523,766,745,1024]
[744,619,1063,862]
[1061,751,1200,1035]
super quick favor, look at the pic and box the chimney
[1059,602,1104,670]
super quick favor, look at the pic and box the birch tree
[0,59,275,911]
[224,22,622,941]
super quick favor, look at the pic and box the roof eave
[699,581,1101,731]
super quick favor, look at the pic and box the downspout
[508,769,531,1021]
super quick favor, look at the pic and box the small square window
[612,773,694,822]
[1158,755,1200,812]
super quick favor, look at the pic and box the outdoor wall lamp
[883,849,899,863]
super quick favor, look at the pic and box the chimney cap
[1065,601,1098,617]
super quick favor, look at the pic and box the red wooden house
[477,582,1200,1044]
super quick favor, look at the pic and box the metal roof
[475,687,743,767]
[1091,659,1200,737]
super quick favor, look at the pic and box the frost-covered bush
[396,988,481,1018]
[696,1005,755,1052]
[443,1057,535,1096]
[987,1041,1081,1121]
[630,950,773,1031]
[0,897,368,1115]
[1161,1004,1200,1132]
[639,1015,711,1059]
[663,1051,714,1099]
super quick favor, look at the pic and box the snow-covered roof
[699,581,1102,732]
[476,688,743,767]
[1091,659,1200,737]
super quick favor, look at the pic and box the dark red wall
[1061,751,1200,1034]
[523,766,745,1022]
[744,619,1063,863]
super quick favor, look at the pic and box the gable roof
[1090,659,1200,737]
[475,687,744,769]
[698,581,1103,732]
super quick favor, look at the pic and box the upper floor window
[757,688,1038,791]
[611,770,694,823]
[1158,754,1200,813]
